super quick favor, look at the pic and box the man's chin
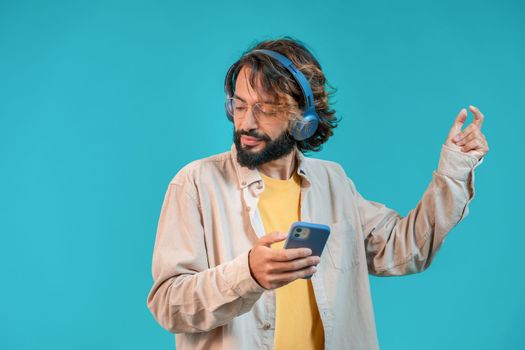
[241,142,266,152]
[233,129,295,168]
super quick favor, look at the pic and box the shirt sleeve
[350,144,484,276]
[146,181,265,333]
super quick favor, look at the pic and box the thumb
[448,108,467,140]
[256,232,288,247]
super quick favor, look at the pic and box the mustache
[235,130,271,142]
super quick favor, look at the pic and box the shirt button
[241,181,247,186]
[263,322,271,330]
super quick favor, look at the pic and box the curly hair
[228,36,340,153]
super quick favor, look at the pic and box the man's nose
[241,106,259,130]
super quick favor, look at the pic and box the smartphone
[284,221,331,278]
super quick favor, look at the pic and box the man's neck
[257,149,297,180]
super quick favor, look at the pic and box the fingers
[270,266,318,287]
[445,105,489,160]
[453,123,481,144]
[261,265,319,289]
[451,106,485,142]
[446,108,467,144]
[452,123,489,156]
[256,232,288,247]
[249,248,319,289]
[469,105,484,129]
[451,108,467,134]
[273,247,312,261]
[248,235,319,289]
[268,255,321,273]
[460,138,488,153]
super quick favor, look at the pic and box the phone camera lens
[294,233,300,237]
[296,228,302,233]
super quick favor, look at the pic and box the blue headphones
[224,49,320,141]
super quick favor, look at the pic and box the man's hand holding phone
[248,232,320,290]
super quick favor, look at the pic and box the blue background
[1,0,523,349]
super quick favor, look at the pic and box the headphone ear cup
[224,61,238,122]
[225,98,234,121]
[290,112,319,141]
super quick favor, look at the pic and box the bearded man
[147,37,489,350]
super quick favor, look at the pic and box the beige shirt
[147,144,482,350]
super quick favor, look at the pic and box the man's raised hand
[445,105,489,160]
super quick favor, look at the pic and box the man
[147,37,489,350]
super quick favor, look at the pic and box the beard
[233,128,296,169]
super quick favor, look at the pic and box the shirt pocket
[326,219,361,271]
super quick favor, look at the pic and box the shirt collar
[230,144,310,189]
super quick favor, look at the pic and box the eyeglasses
[226,97,291,124]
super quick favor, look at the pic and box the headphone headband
[250,49,315,112]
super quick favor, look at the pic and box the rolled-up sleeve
[351,144,483,276]
[146,180,265,333]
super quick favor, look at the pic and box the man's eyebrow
[233,93,275,104]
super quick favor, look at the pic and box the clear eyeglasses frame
[226,97,292,124]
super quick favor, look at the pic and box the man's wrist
[248,248,265,289]
[437,144,482,181]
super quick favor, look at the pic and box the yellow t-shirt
[258,171,324,350]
